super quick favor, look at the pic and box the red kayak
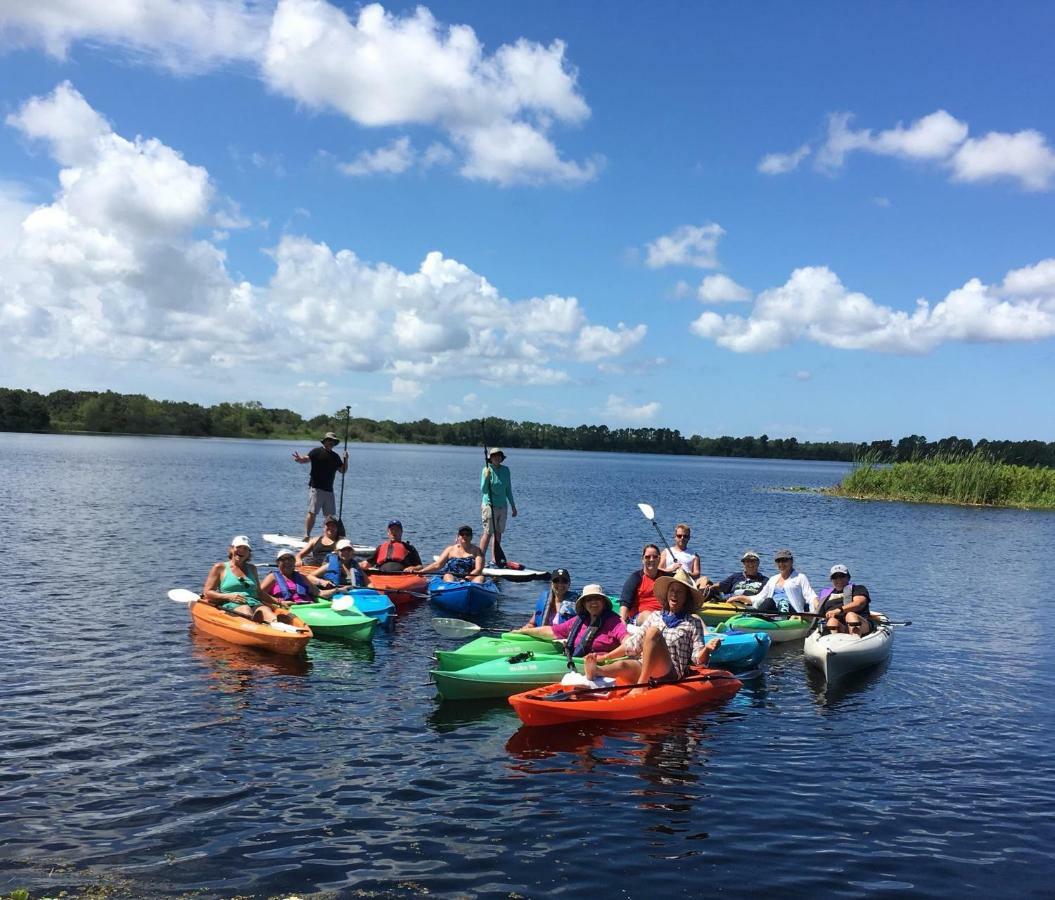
[366,572,428,606]
[508,667,741,727]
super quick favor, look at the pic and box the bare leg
[585,656,639,684]
[303,510,316,541]
[844,613,871,636]
[479,531,492,561]
[825,614,846,634]
[636,627,675,687]
[470,574,486,584]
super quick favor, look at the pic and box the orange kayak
[367,573,428,606]
[508,667,741,727]
[190,601,312,656]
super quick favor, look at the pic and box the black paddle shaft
[336,405,351,538]
[539,670,751,702]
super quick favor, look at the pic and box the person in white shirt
[751,549,817,615]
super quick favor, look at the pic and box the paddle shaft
[540,670,752,702]
[336,405,351,537]
[638,504,676,563]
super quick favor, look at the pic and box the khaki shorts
[308,488,336,516]
[481,503,508,536]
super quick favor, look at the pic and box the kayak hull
[262,533,373,555]
[804,622,894,683]
[509,667,741,727]
[332,589,396,626]
[434,634,560,672]
[367,573,428,606]
[189,601,312,656]
[717,614,811,642]
[434,630,769,700]
[427,576,500,615]
[288,601,376,643]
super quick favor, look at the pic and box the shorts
[308,488,336,517]
[481,503,508,536]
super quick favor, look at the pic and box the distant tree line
[2,387,1054,467]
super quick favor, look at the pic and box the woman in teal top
[202,535,286,624]
[480,448,517,565]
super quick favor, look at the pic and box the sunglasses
[775,557,792,563]
[675,534,689,539]
[831,573,849,579]
[643,554,660,560]
[551,577,570,584]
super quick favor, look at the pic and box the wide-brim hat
[575,583,609,616]
[321,432,340,444]
[653,569,705,611]
[487,447,506,460]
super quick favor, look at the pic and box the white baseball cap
[336,539,354,551]
[231,535,252,549]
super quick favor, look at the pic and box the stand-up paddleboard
[263,533,373,556]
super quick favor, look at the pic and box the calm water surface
[2,433,1053,898]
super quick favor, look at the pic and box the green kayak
[291,600,377,643]
[434,633,560,671]
[716,613,810,643]
[433,653,589,700]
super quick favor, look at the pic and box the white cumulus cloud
[767,108,1054,192]
[339,136,416,176]
[602,394,661,425]
[758,143,810,175]
[1,83,643,385]
[645,223,724,269]
[690,263,1055,354]
[697,273,751,303]
[0,0,597,187]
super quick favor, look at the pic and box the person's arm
[469,548,484,578]
[202,563,231,605]
[258,573,277,596]
[515,624,557,639]
[406,545,423,568]
[800,574,818,613]
[690,554,701,578]
[295,536,320,566]
[503,466,516,515]
[750,576,775,609]
[619,572,640,623]
[409,547,448,574]
[292,450,310,463]
[842,585,871,616]
[339,450,349,474]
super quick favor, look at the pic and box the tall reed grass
[829,449,1055,509]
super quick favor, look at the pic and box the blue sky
[1,1,1053,442]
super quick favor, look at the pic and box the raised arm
[409,547,449,575]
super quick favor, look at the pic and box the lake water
[2,433,1053,898]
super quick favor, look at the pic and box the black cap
[551,568,571,581]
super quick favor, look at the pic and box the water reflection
[425,696,516,734]
[805,656,891,709]
[188,629,313,692]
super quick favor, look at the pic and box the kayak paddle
[430,617,507,638]
[538,669,759,702]
[636,502,676,562]
[168,588,200,604]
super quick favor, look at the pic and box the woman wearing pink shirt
[514,584,628,658]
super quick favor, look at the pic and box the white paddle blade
[168,589,200,604]
[331,597,356,612]
[431,617,482,638]
[637,502,655,521]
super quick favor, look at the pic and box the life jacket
[377,541,410,566]
[324,552,363,587]
[563,611,612,660]
[272,570,313,603]
[532,588,577,627]
[816,583,869,617]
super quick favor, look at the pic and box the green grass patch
[827,449,1055,509]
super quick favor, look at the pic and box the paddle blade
[331,597,357,612]
[637,502,655,520]
[168,589,200,604]
[431,617,482,638]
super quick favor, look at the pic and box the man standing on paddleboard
[292,431,348,541]
[480,448,517,566]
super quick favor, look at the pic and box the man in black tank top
[292,431,348,540]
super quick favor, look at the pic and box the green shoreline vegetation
[828,449,1055,510]
[3,386,1055,471]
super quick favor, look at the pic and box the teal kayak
[290,600,377,643]
[717,614,811,642]
[433,633,560,672]
[433,630,770,699]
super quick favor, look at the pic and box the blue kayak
[708,629,771,669]
[331,589,397,626]
[428,576,500,615]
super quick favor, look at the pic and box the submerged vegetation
[829,449,1055,509]
[3,387,1055,469]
